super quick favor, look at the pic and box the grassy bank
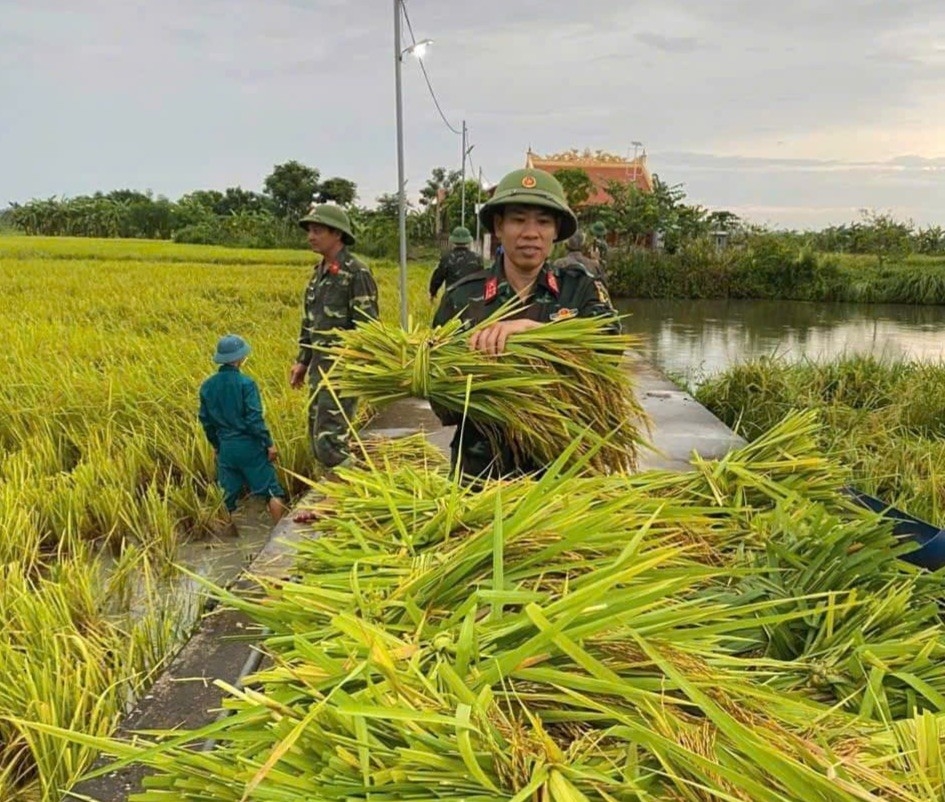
[608,236,945,304]
[0,235,434,800]
[695,354,945,525]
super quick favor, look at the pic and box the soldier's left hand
[469,319,541,356]
[267,446,278,462]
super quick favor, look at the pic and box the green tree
[419,167,462,208]
[440,179,482,232]
[596,176,719,251]
[179,190,226,214]
[374,193,402,221]
[600,182,661,246]
[552,168,595,209]
[915,225,945,255]
[857,210,913,267]
[263,160,321,221]
[317,177,358,206]
[218,187,272,216]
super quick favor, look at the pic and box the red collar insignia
[327,262,340,275]
[484,275,498,302]
[546,269,560,296]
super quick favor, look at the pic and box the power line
[466,151,488,187]
[400,0,463,136]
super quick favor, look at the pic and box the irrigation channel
[618,298,945,387]
[67,355,743,801]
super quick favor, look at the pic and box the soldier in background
[553,229,606,283]
[429,226,483,301]
[290,204,378,480]
[590,221,609,269]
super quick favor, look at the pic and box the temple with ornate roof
[525,148,653,206]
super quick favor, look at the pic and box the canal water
[618,299,945,388]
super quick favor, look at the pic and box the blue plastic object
[843,487,945,571]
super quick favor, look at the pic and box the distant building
[480,149,657,257]
[525,148,653,207]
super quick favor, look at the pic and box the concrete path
[66,356,743,801]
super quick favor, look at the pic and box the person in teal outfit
[199,334,287,522]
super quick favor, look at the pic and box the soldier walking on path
[553,229,606,283]
[432,168,619,480]
[289,204,379,486]
[429,226,483,301]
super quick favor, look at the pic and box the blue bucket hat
[213,334,251,364]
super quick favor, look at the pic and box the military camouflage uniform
[432,257,619,478]
[298,247,379,467]
[429,247,483,298]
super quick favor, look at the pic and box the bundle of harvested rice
[320,308,650,473]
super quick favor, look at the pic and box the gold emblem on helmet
[521,175,537,189]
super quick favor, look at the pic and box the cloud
[2,0,945,228]
[656,152,945,174]
[656,151,945,229]
[634,32,703,54]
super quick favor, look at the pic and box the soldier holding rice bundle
[432,167,621,479]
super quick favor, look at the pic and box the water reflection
[618,299,945,387]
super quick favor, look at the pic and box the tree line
[3,161,499,258]
[5,161,945,261]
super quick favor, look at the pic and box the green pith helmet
[590,221,607,237]
[478,168,577,243]
[298,203,356,246]
[213,334,251,364]
[566,231,585,251]
[448,226,473,246]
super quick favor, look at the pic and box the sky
[2,0,945,230]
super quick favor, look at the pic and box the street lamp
[406,39,432,59]
[393,0,433,328]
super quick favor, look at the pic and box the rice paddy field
[0,235,433,800]
[695,354,945,526]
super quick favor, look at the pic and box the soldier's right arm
[297,285,313,366]
[429,255,449,298]
[432,287,458,327]
[349,268,380,325]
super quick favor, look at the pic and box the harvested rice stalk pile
[44,412,945,801]
[321,309,650,473]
